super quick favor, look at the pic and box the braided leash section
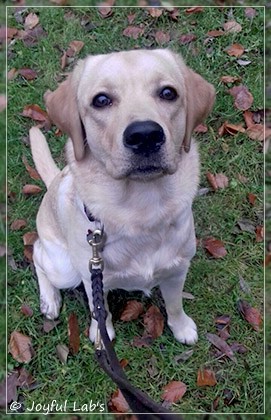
[91,268,107,323]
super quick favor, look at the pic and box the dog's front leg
[159,263,198,345]
[83,279,115,342]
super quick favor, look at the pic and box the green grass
[6,5,264,417]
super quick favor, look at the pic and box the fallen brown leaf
[22,155,41,180]
[22,184,42,195]
[9,331,34,363]
[218,121,246,136]
[161,381,187,403]
[131,335,153,348]
[148,8,163,18]
[21,104,49,122]
[68,312,80,355]
[20,304,33,317]
[185,6,203,14]
[207,30,224,37]
[109,388,130,413]
[206,172,229,190]
[24,245,34,262]
[203,237,227,258]
[206,333,236,362]
[143,305,164,339]
[194,123,208,133]
[123,25,144,39]
[18,68,38,80]
[197,368,217,387]
[245,7,257,19]
[248,193,257,206]
[24,13,39,31]
[243,110,254,128]
[0,372,18,406]
[69,40,85,54]
[246,124,265,141]
[10,219,27,231]
[255,225,263,243]
[56,343,69,364]
[220,75,242,84]
[43,319,61,333]
[237,299,262,331]
[223,20,242,33]
[225,43,244,57]
[228,85,253,111]
[8,68,18,81]
[179,33,197,45]
[23,231,38,246]
[120,300,144,321]
[98,6,114,19]
[155,30,170,45]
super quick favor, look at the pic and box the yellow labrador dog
[30,49,215,345]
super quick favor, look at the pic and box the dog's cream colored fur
[30,49,215,344]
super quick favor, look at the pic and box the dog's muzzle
[123,120,165,157]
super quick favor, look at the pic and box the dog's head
[45,49,215,181]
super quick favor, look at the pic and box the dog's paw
[40,289,61,320]
[169,314,198,345]
[89,318,115,343]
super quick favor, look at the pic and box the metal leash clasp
[87,224,105,350]
[87,226,104,272]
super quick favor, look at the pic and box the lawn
[6,5,264,417]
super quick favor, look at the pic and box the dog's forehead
[82,49,183,82]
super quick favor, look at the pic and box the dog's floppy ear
[44,60,85,161]
[182,67,215,153]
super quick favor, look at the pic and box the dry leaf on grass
[207,30,224,37]
[143,305,164,339]
[202,237,227,259]
[109,388,130,413]
[179,34,196,45]
[9,331,34,363]
[223,20,242,33]
[206,172,229,190]
[220,75,242,84]
[185,6,203,14]
[10,219,27,231]
[206,333,236,362]
[21,104,49,123]
[20,304,33,317]
[197,368,217,387]
[228,85,253,111]
[237,299,262,331]
[148,8,163,18]
[22,155,41,180]
[161,381,187,403]
[255,225,263,243]
[155,30,170,45]
[68,312,80,355]
[24,13,39,30]
[225,43,244,57]
[22,184,42,195]
[123,25,144,39]
[23,231,38,246]
[120,300,144,321]
[56,343,69,364]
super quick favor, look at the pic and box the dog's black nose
[123,120,165,155]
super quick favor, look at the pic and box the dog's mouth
[127,164,168,181]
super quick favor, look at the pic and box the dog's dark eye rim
[159,86,178,101]
[92,93,113,108]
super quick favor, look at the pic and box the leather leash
[87,226,183,419]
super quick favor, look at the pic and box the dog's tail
[29,127,60,189]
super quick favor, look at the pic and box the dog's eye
[159,87,178,101]
[92,94,112,108]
